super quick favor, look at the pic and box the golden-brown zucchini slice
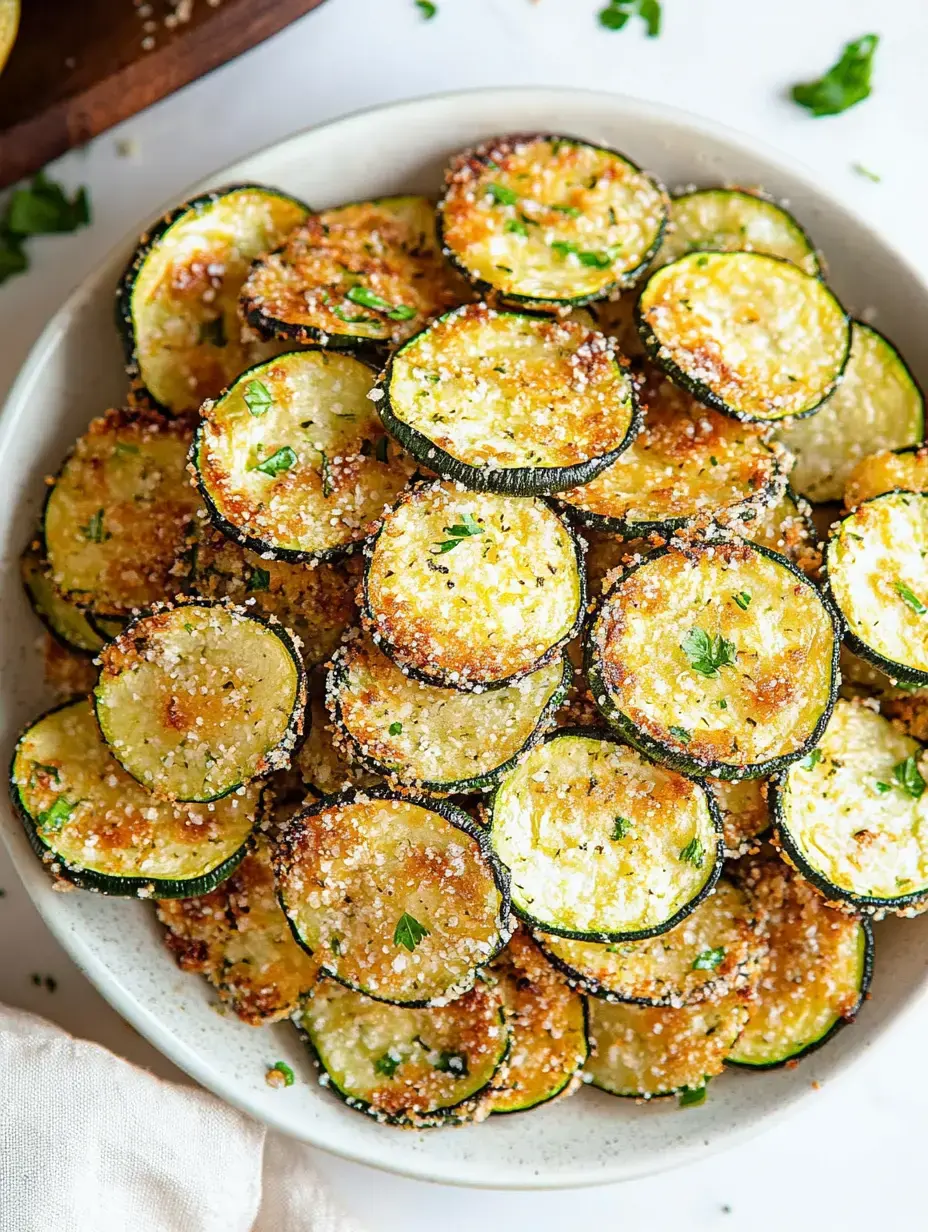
[117,185,310,414]
[156,832,320,1024]
[382,305,639,495]
[710,777,771,856]
[10,698,258,896]
[438,134,668,308]
[558,369,785,534]
[43,409,200,616]
[94,600,306,802]
[274,790,511,1005]
[240,196,464,348]
[536,877,761,1006]
[487,931,588,1113]
[20,543,103,655]
[296,696,382,797]
[587,541,840,779]
[844,444,928,508]
[327,636,570,793]
[363,481,585,690]
[779,322,924,502]
[294,978,508,1127]
[728,855,872,1068]
[637,251,850,423]
[584,991,751,1099]
[193,349,413,563]
[489,729,721,941]
[773,698,928,913]
[825,491,928,684]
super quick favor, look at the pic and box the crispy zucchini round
[20,543,104,655]
[728,855,872,1068]
[10,698,259,897]
[487,931,588,1114]
[586,541,841,779]
[274,789,511,1006]
[558,369,786,535]
[240,195,465,349]
[656,188,821,275]
[363,481,585,690]
[438,133,668,308]
[94,600,306,802]
[778,322,925,503]
[489,728,721,942]
[637,251,850,423]
[536,877,760,1006]
[117,185,310,415]
[193,349,413,563]
[294,978,508,1127]
[327,636,570,793]
[43,409,201,616]
[381,305,640,495]
[585,992,751,1099]
[773,698,928,913]
[825,491,928,685]
[845,444,928,508]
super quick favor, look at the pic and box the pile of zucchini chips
[12,131,928,1129]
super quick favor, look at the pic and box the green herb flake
[268,1061,295,1087]
[611,816,632,840]
[505,218,529,237]
[681,628,737,678]
[243,379,273,417]
[893,754,926,800]
[852,162,881,183]
[800,748,823,771]
[679,1083,707,1108]
[318,449,333,498]
[692,947,725,972]
[894,581,927,616]
[80,509,107,543]
[598,0,661,36]
[393,911,430,952]
[431,512,485,555]
[388,721,403,736]
[875,781,891,794]
[732,591,751,611]
[669,725,691,744]
[247,567,271,593]
[374,1051,402,1076]
[252,446,297,477]
[486,182,520,207]
[551,203,581,217]
[679,836,706,868]
[791,34,879,118]
[717,699,728,710]
[550,239,619,268]
[432,1050,469,1077]
[6,171,90,236]
[415,0,437,17]
[37,797,77,831]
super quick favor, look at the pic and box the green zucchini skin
[491,997,589,1116]
[20,544,104,655]
[585,543,843,781]
[726,917,873,1071]
[327,646,573,794]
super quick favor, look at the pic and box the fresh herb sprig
[431,513,485,555]
[0,171,91,287]
[791,34,879,117]
[681,628,737,678]
[598,0,661,37]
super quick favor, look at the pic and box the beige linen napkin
[0,1005,362,1232]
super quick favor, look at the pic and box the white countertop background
[2,1,926,1226]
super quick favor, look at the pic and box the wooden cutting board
[0,0,328,189]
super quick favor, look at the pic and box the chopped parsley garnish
[679,1083,707,1108]
[681,628,737,678]
[37,797,77,831]
[791,34,879,118]
[268,1061,295,1087]
[550,239,620,268]
[247,567,271,592]
[415,0,437,17]
[346,284,415,320]
[432,1050,469,1077]
[332,306,375,325]
[486,182,520,207]
[252,446,297,477]
[692,947,725,972]
[198,316,226,347]
[388,721,403,736]
[611,816,632,840]
[551,203,581,217]
[431,512,484,554]
[717,699,728,710]
[875,781,891,794]
[679,836,706,868]
[893,754,925,800]
[669,725,691,744]
[800,748,823,771]
[0,171,90,287]
[732,591,752,611]
[852,162,881,183]
[374,1051,401,1077]
[243,379,273,417]
[393,911,430,951]
[894,581,927,616]
[80,509,108,543]
[598,0,661,37]
[505,218,529,237]
[113,441,140,458]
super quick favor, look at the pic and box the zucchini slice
[710,777,771,856]
[778,322,925,502]
[274,790,511,1005]
[43,409,201,616]
[587,541,840,779]
[845,444,928,509]
[117,185,310,415]
[193,349,413,563]
[438,134,668,308]
[487,930,588,1114]
[489,728,721,941]
[558,369,785,535]
[189,524,360,670]
[825,491,928,685]
[294,978,508,1127]
[637,251,850,423]
[296,696,382,797]
[728,856,872,1068]
[327,636,570,794]
[536,877,760,1006]
[363,481,585,690]
[156,832,320,1024]
[773,698,928,913]
[585,991,751,1099]
[20,543,103,655]
[94,601,306,802]
[382,305,639,495]
[656,188,821,276]
[10,698,259,896]
[240,195,464,349]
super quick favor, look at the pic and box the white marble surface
[1,0,926,1226]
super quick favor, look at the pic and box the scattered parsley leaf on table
[852,162,881,183]
[415,0,437,18]
[0,169,90,287]
[791,34,879,117]
[599,0,661,37]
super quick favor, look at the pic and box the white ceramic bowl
[3,88,928,1190]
